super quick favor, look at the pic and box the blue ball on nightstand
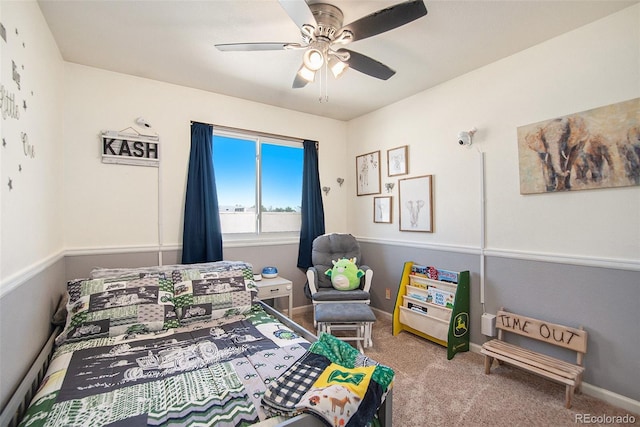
[262,266,278,279]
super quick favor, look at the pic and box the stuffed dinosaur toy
[325,257,365,291]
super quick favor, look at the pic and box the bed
[0,261,393,427]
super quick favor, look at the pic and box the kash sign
[101,131,159,167]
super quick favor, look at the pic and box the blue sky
[212,135,303,209]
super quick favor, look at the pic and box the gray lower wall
[482,256,640,401]
[0,258,66,410]
[358,241,640,403]
[2,242,638,411]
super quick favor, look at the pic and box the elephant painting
[518,98,640,194]
[524,116,589,192]
[574,133,614,185]
[617,126,640,185]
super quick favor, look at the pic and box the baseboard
[296,307,640,416]
[291,304,314,316]
[371,306,392,321]
[469,343,640,414]
[580,383,640,415]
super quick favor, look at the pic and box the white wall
[1,0,639,411]
[348,6,640,404]
[62,64,348,252]
[0,1,65,287]
[348,5,640,266]
[0,0,67,409]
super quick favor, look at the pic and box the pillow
[325,258,364,291]
[89,261,254,279]
[55,274,179,345]
[51,293,69,326]
[171,266,255,324]
[311,234,362,289]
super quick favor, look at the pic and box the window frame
[212,127,303,240]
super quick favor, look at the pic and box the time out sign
[101,130,159,167]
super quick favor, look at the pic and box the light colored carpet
[292,309,638,427]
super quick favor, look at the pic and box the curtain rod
[191,121,314,145]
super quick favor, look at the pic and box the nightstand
[254,276,293,317]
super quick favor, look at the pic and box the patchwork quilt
[19,261,394,427]
[20,305,309,427]
[262,333,394,427]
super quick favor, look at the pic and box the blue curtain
[297,140,325,268]
[182,122,223,263]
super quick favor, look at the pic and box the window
[212,129,303,235]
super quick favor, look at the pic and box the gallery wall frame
[387,145,408,177]
[517,97,639,194]
[356,150,381,196]
[398,175,433,232]
[373,196,392,223]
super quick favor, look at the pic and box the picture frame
[373,196,392,223]
[387,145,408,177]
[356,150,381,196]
[399,175,433,232]
[517,97,639,194]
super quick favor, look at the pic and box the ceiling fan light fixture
[303,48,324,71]
[217,0,429,95]
[328,55,348,78]
[332,30,353,45]
[297,64,316,83]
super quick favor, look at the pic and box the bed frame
[0,325,62,427]
[0,301,392,427]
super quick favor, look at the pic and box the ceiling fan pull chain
[319,61,329,103]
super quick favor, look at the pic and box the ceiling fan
[215,0,428,88]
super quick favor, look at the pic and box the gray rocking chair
[304,233,373,325]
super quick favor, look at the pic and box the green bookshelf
[392,261,470,360]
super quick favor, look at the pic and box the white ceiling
[38,0,637,121]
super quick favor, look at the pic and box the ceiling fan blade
[215,42,302,52]
[339,0,427,42]
[340,49,396,80]
[292,74,309,89]
[278,0,317,30]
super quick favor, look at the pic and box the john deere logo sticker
[453,312,469,337]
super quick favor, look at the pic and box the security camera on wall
[458,131,471,146]
[135,117,152,128]
[458,128,477,146]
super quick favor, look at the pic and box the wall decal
[2,21,35,194]
[1,84,21,120]
[22,132,34,158]
[12,60,21,90]
[518,97,639,194]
